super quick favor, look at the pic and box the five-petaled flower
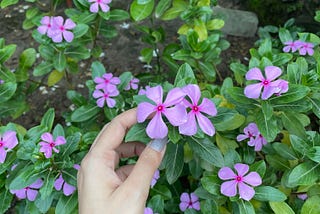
[37,16,56,38]
[137,85,187,139]
[244,66,288,100]
[94,73,120,92]
[218,163,262,201]
[298,41,314,56]
[179,192,200,212]
[282,40,301,53]
[151,169,160,188]
[88,0,112,13]
[39,132,66,158]
[54,174,76,196]
[237,123,267,151]
[124,77,139,91]
[178,84,217,136]
[93,88,119,108]
[10,179,43,201]
[50,16,76,43]
[0,130,18,163]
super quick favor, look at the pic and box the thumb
[121,138,168,199]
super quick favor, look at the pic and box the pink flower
[0,79,4,84]
[93,88,119,108]
[218,163,262,201]
[94,73,120,92]
[88,0,112,13]
[144,207,154,214]
[272,79,289,96]
[54,174,76,196]
[179,192,200,211]
[297,41,314,56]
[73,164,81,170]
[237,123,267,151]
[39,132,66,158]
[124,77,139,91]
[244,66,288,100]
[151,169,160,188]
[137,85,187,139]
[0,131,18,163]
[50,16,76,43]
[282,40,301,53]
[138,86,151,95]
[10,179,43,201]
[178,84,217,136]
[297,193,308,200]
[37,16,56,38]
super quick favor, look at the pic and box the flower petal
[137,102,155,123]
[146,113,168,139]
[192,201,201,211]
[63,182,76,196]
[265,66,282,81]
[243,172,262,186]
[90,3,99,13]
[190,192,199,203]
[30,179,44,188]
[41,132,53,143]
[261,85,277,100]
[218,167,236,180]
[27,189,38,201]
[238,182,255,201]
[163,104,187,126]
[179,202,189,212]
[234,163,249,177]
[236,134,248,142]
[63,31,74,42]
[55,136,66,145]
[146,86,163,104]
[14,189,26,199]
[163,87,186,106]
[182,84,201,105]
[244,83,263,99]
[64,18,76,29]
[179,112,197,136]
[0,148,7,163]
[3,131,18,149]
[245,67,264,81]
[106,97,116,108]
[197,113,215,136]
[199,98,217,116]
[54,175,64,191]
[180,192,190,202]
[96,97,105,108]
[220,180,237,197]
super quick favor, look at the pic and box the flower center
[59,26,65,31]
[25,187,30,190]
[47,24,51,28]
[192,105,199,113]
[235,176,242,182]
[49,142,55,148]
[0,141,3,147]
[188,201,193,207]
[262,80,269,86]
[104,79,110,84]
[157,105,164,112]
[104,93,109,98]
[248,132,253,138]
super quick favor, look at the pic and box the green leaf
[258,38,272,57]
[118,71,133,90]
[256,110,279,142]
[160,0,187,20]
[155,0,171,18]
[61,132,81,157]
[201,175,220,195]
[163,143,184,184]
[189,137,224,167]
[109,9,130,21]
[269,202,295,214]
[272,53,293,66]
[40,108,55,131]
[0,0,18,7]
[280,111,307,139]
[269,84,310,104]
[225,87,256,107]
[48,70,64,86]
[33,61,53,76]
[212,109,245,131]
[287,161,320,187]
[0,189,13,214]
[254,186,286,202]
[307,146,320,163]
[272,142,298,160]
[91,61,106,78]
[261,101,273,120]
[278,28,292,44]
[38,44,55,60]
[0,82,17,103]
[233,200,255,214]
[250,160,266,178]
[130,0,154,21]
[71,104,100,122]
[0,66,15,82]
[35,194,54,213]
[290,134,310,156]
[9,165,38,190]
[301,195,320,214]
[174,63,196,87]
[39,171,56,199]
[65,46,90,60]
[53,51,67,72]
[0,44,16,63]
[150,185,172,200]
[198,61,216,82]
[73,23,89,38]
[207,19,225,30]
[67,90,87,107]
[216,133,239,155]
[140,47,153,64]
[148,195,164,214]
[55,194,78,214]
[125,123,149,143]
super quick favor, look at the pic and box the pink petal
[40,16,50,25]
[254,140,263,151]
[307,48,314,56]
[40,146,53,158]
[246,123,259,135]
[192,201,201,210]
[30,179,43,188]
[238,182,255,201]
[299,48,307,55]
[179,112,197,136]
[245,68,264,81]
[234,163,249,177]
[243,172,262,186]
[52,147,60,153]
[63,182,76,196]
[64,18,76,29]
[13,189,26,199]
[41,132,53,143]
[218,167,236,180]
[0,148,7,163]
[180,192,190,202]
[3,131,18,149]
[96,97,105,107]
[27,189,38,201]
[236,134,248,142]
[55,136,66,145]
[163,104,187,126]
[93,90,104,98]
[282,46,291,53]
[51,33,63,43]
[190,193,199,203]
[99,3,110,12]
[146,86,163,104]
[94,77,104,84]
[63,31,74,42]
[244,83,263,99]
[261,85,277,100]
[110,77,120,85]
[179,202,189,211]
[220,180,237,197]
[265,66,282,81]
[106,97,116,108]
[146,113,168,139]
[196,113,215,136]
[137,102,155,123]
[109,89,119,97]
[163,87,186,106]
[182,84,201,105]
[54,175,64,191]
[37,26,48,35]
[199,98,217,116]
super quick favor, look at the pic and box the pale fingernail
[149,137,168,152]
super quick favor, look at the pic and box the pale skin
[77,108,166,214]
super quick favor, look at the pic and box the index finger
[91,108,138,153]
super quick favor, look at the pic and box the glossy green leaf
[0,44,16,63]
[130,0,154,21]
[272,142,298,160]
[53,51,67,72]
[109,9,129,21]
[0,82,17,103]
[73,23,89,38]
[71,104,100,122]
[286,161,320,187]
[125,123,149,143]
[301,195,320,214]
[256,110,279,142]
[0,0,18,8]
[0,189,13,214]
[39,171,56,199]
[281,111,307,139]
[163,143,184,184]
[269,202,295,214]
[174,63,196,87]
[233,200,255,214]
[269,84,310,104]
[155,0,171,18]
[254,186,286,202]
[55,194,78,214]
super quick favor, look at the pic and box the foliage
[0,0,320,213]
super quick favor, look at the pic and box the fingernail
[149,137,168,152]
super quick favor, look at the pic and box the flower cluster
[179,192,200,212]
[244,66,288,100]
[283,40,314,56]
[10,179,43,201]
[88,0,112,13]
[0,130,18,163]
[137,84,217,139]
[37,16,76,43]
[237,123,267,151]
[218,163,262,201]
[39,132,66,158]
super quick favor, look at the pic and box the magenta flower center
[235,176,243,182]
[157,105,164,112]
[248,132,253,138]
[0,141,3,147]
[192,105,199,113]
[104,79,110,84]
[59,26,65,31]
[103,93,109,98]
[97,0,102,3]
[262,80,269,86]
[25,187,30,190]
[188,201,193,206]
[49,142,55,148]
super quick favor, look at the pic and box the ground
[0,1,256,129]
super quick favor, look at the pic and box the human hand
[77,108,167,214]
